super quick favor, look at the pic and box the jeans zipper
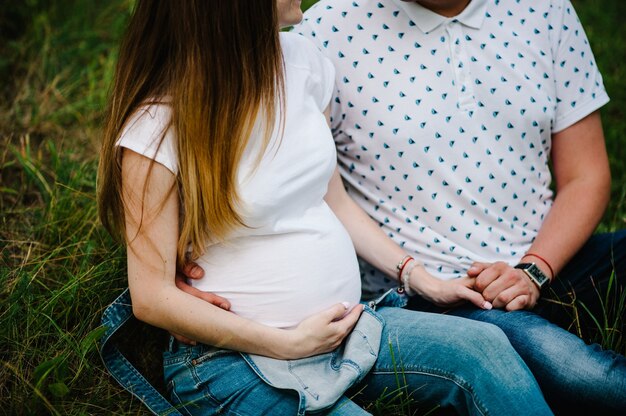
[367,288,396,310]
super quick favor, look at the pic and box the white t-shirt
[117,32,361,328]
[298,0,609,298]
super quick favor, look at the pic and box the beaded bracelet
[401,259,418,296]
[396,255,421,295]
[395,255,414,294]
[396,255,413,278]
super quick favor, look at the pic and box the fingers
[297,303,364,355]
[474,261,510,293]
[171,332,197,346]
[505,295,531,311]
[504,284,540,311]
[467,261,492,278]
[331,304,364,343]
[457,286,493,310]
[325,302,352,322]
[174,273,191,288]
[197,292,231,310]
[175,279,231,310]
[181,262,204,279]
[340,304,364,327]
[491,285,523,309]
[327,302,362,322]
[174,271,187,285]
[456,275,477,289]
[480,266,539,309]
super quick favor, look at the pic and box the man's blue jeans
[407,230,626,415]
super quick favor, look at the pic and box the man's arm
[471,110,611,310]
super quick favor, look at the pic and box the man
[288,0,625,413]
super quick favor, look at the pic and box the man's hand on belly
[171,262,232,345]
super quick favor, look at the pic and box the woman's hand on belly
[279,303,364,359]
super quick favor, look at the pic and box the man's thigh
[447,306,626,415]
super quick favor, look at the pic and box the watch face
[515,263,549,288]
[526,263,549,286]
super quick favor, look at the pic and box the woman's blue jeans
[161,306,551,416]
[100,291,552,415]
[407,230,626,415]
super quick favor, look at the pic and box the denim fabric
[366,287,409,309]
[356,307,553,416]
[162,343,302,415]
[100,288,552,415]
[163,306,552,416]
[163,342,377,416]
[242,307,383,412]
[448,307,626,415]
[406,230,626,415]
[99,289,182,416]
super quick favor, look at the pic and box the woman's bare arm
[121,148,361,359]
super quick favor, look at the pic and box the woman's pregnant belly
[190,217,361,328]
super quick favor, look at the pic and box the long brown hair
[98,0,285,266]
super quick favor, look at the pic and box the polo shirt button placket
[446,21,476,111]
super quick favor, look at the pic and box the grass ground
[1,1,624,415]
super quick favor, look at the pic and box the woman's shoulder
[120,102,172,139]
[280,31,326,70]
[280,32,335,110]
[117,101,178,174]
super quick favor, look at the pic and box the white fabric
[117,32,361,328]
[297,0,609,297]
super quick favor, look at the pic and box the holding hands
[406,264,493,310]
[405,255,553,312]
[467,262,542,311]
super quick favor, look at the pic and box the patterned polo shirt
[297,0,609,297]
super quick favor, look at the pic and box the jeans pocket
[164,356,223,416]
[194,350,267,405]
[166,378,195,416]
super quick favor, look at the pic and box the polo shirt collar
[391,0,488,33]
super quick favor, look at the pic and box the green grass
[1,1,624,415]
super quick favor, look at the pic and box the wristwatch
[514,263,550,289]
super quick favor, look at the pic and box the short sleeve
[293,18,341,131]
[549,0,609,133]
[281,32,336,112]
[116,104,179,174]
[318,52,336,111]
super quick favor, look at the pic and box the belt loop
[168,336,176,353]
